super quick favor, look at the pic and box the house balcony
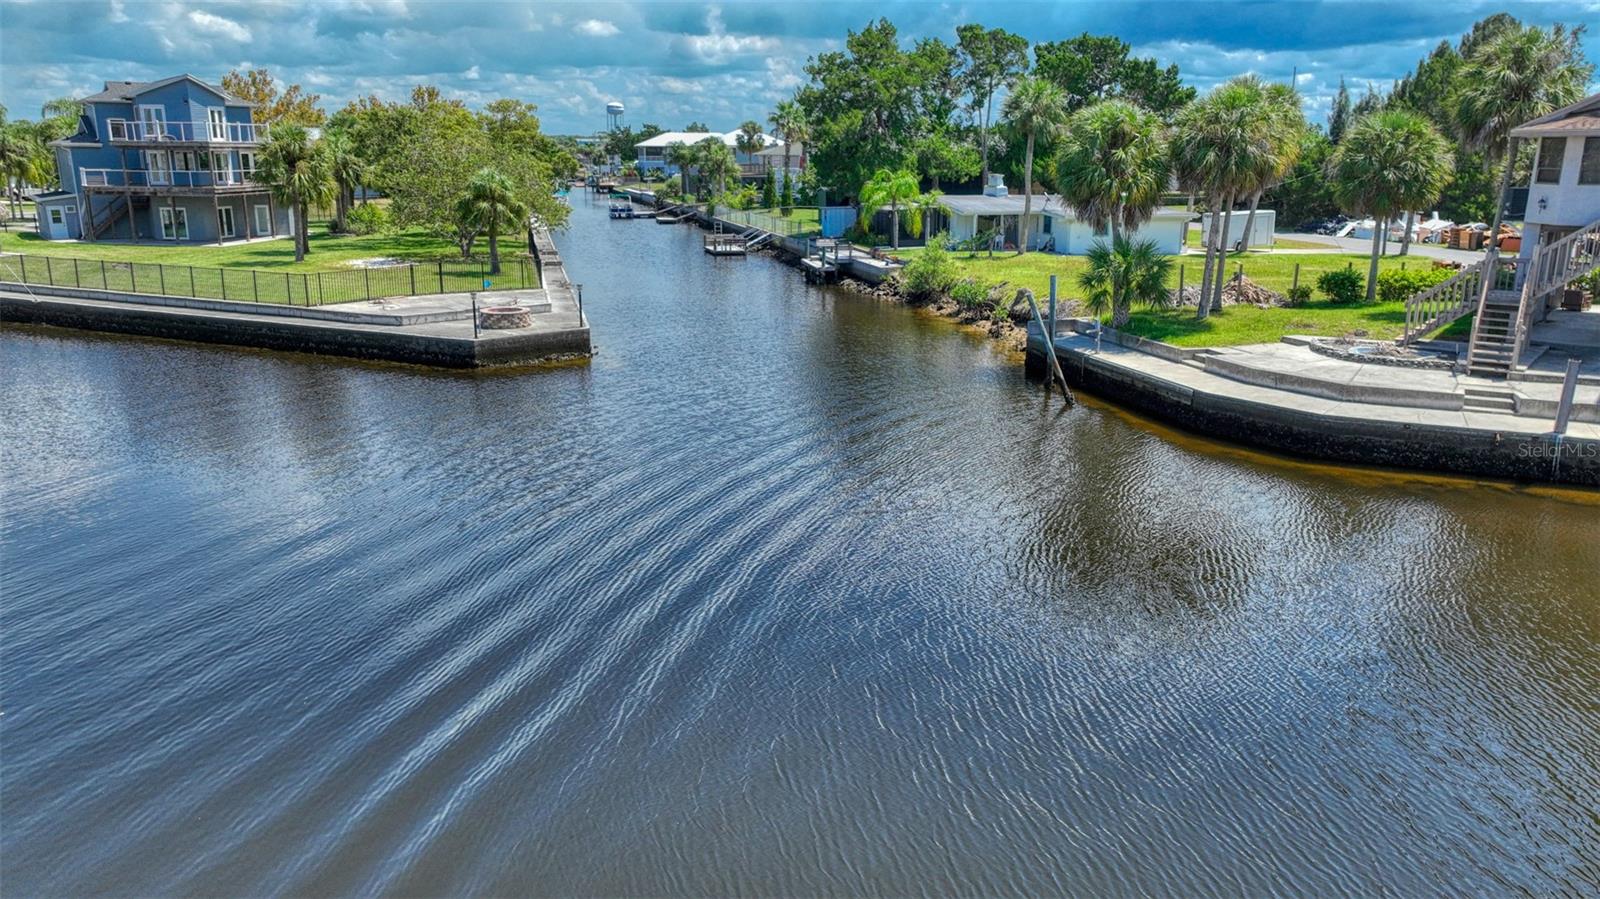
[105,118,265,145]
[80,167,266,194]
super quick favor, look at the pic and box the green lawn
[0,219,500,272]
[0,220,538,304]
[718,206,822,237]
[899,248,1459,346]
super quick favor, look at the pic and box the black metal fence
[0,253,538,306]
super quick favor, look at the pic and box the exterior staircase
[90,195,138,239]
[1465,290,1522,377]
[1404,213,1600,377]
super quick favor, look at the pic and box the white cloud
[574,19,620,38]
[464,64,481,80]
[186,11,252,42]
[673,8,777,64]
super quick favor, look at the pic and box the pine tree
[761,169,778,209]
[1329,79,1351,143]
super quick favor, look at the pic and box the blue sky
[3,1,1596,134]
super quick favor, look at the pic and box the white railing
[1400,256,1492,343]
[1501,215,1600,368]
[79,167,261,189]
[106,118,265,143]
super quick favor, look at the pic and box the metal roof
[635,130,781,149]
[79,74,252,107]
[938,193,1195,220]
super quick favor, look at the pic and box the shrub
[899,233,958,301]
[1286,284,1313,306]
[1317,268,1365,304]
[950,277,988,309]
[1375,267,1457,304]
[344,203,390,236]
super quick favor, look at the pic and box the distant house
[933,176,1195,255]
[34,74,293,243]
[633,129,785,179]
[752,141,805,182]
[1514,91,1600,259]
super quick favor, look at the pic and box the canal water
[3,195,1597,896]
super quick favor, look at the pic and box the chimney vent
[982,173,1008,197]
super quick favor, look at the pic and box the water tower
[605,101,625,131]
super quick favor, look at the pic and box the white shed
[1198,209,1277,249]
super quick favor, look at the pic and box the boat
[609,203,639,219]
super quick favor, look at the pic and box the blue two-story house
[35,74,293,244]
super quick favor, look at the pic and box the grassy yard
[0,219,538,304]
[0,219,504,272]
[898,247,1458,346]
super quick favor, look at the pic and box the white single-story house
[936,176,1196,255]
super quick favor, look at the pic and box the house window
[209,108,227,141]
[217,206,235,238]
[239,152,256,175]
[1580,137,1600,185]
[213,152,234,184]
[49,208,64,225]
[253,204,270,235]
[1042,216,1052,234]
[1535,137,1566,184]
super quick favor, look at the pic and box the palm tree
[322,131,365,233]
[1001,76,1069,255]
[768,100,809,211]
[0,123,38,219]
[1329,110,1455,302]
[1456,24,1591,244]
[735,120,766,160]
[858,168,921,250]
[1172,78,1277,319]
[1057,99,1169,322]
[1078,237,1174,328]
[665,141,697,197]
[1239,82,1305,256]
[906,190,947,243]
[696,139,740,212]
[256,123,332,262]
[458,167,529,275]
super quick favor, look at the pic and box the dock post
[1048,274,1057,344]
[1177,265,1184,298]
[1554,358,1581,435]
[1292,263,1300,293]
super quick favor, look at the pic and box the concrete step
[1463,396,1516,412]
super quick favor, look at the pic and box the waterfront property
[632,129,786,179]
[933,176,1195,255]
[1402,94,1600,378]
[33,75,293,244]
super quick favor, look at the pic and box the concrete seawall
[1028,323,1600,487]
[1,234,590,368]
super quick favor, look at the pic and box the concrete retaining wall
[1027,324,1600,486]
[2,294,589,368]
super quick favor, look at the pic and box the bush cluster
[344,203,391,236]
[1316,268,1365,304]
[950,278,988,309]
[1285,284,1313,306]
[898,233,958,301]
[1375,266,1458,304]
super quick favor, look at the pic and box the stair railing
[1400,255,1492,343]
[1506,214,1600,368]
